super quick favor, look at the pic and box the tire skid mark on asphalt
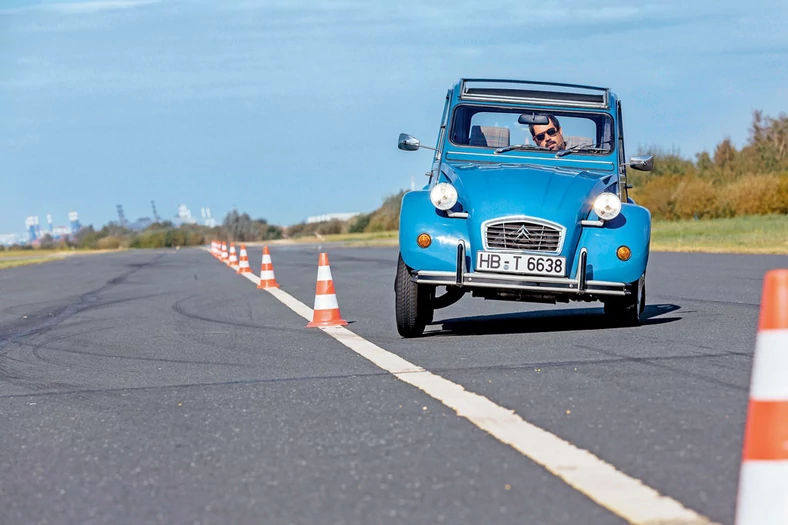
[0,369,392,400]
[0,254,167,354]
[171,296,309,335]
[18,338,248,368]
[571,343,749,392]
[236,268,720,525]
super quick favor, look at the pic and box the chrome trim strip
[447,211,469,218]
[581,220,605,227]
[414,271,626,297]
[480,215,566,255]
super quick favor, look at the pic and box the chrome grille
[484,219,562,252]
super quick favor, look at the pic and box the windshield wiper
[555,140,613,158]
[494,144,549,154]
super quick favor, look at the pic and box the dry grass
[269,215,788,254]
[0,249,65,258]
[0,248,123,269]
[651,214,788,254]
[281,231,398,245]
[0,257,58,269]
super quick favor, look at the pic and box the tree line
[630,110,788,219]
[1,212,283,251]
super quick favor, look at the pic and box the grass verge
[281,215,788,254]
[0,257,58,269]
[282,231,398,246]
[651,214,788,254]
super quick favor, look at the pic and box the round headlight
[429,183,458,211]
[593,192,622,220]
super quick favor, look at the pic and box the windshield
[449,105,614,156]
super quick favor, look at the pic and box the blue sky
[1,0,787,233]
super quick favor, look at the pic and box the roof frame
[459,79,610,109]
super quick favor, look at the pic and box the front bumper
[412,247,629,297]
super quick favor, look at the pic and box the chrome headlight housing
[593,192,622,220]
[430,183,458,211]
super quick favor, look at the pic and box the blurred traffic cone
[257,246,280,289]
[227,243,238,268]
[735,269,788,525]
[220,242,229,263]
[236,244,252,274]
[307,253,347,327]
[211,241,219,258]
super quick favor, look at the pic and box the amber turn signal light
[616,246,631,261]
[417,233,432,248]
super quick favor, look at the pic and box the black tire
[603,273,646,327]
[394,253,434,338]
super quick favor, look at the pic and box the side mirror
[517,113,550,125]
[398,133,421,151]
[629,155,654,171]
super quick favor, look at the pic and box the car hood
[442,162,616,257]
[444,162,614,222]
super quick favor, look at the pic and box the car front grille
[484,219,563,252]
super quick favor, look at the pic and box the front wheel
[394,254,434,338]
[603,273,646,327]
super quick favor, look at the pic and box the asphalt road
[0,245,783,525]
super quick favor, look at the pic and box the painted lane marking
[236,262,717,524]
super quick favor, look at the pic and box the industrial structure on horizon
[19,211,81,245]
[4,202,219,247]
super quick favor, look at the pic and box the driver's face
[532,121,566,151]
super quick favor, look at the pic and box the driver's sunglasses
[534,127,558,142]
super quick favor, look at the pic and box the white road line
[232,259,717,525]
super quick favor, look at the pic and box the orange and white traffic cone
[307,253,347,328]
[236,244,252,274]
[227,243,238,268]
[211,241,219,258]
[735,269,788,525]
[220,242,229,264]
[257,246,280,289]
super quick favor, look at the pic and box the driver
[529,114,566,151]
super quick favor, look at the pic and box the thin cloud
[0,0,160,15]
[50,0,160,13]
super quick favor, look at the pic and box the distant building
[51,226,71,238]
[0,233,25,247]
[25,216,40,241]
[200,207,217,228]
[173,204,197,227]
[305,212,361,224]
[68,211,81,235]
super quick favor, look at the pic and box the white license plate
[476,251,566,277]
